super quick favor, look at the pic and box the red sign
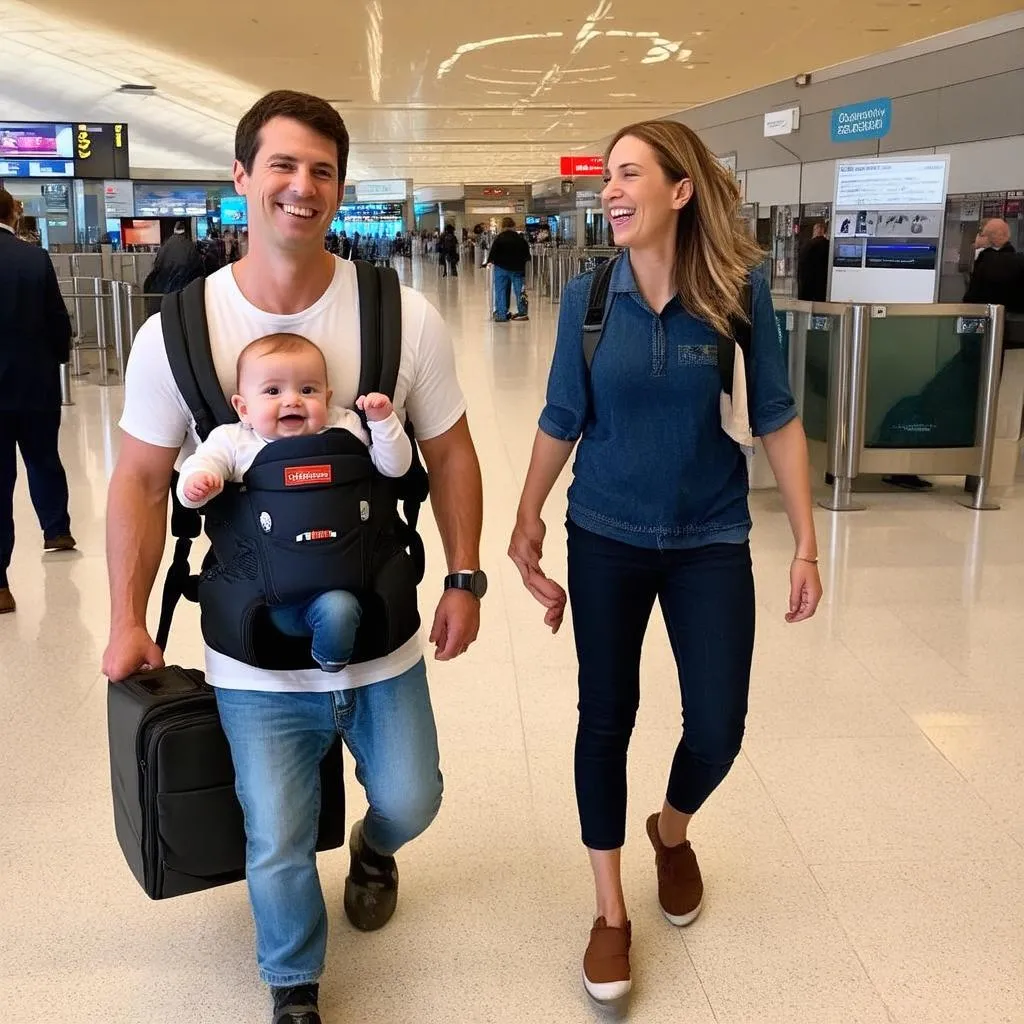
[284,464,332,487]
[560,156,604,177]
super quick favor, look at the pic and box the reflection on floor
[1,256,1022,1023]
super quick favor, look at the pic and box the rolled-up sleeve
[748,272,798,437]
[538,275,590,442]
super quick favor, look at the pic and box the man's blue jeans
[493,267,526,320]
[215,658,443,987]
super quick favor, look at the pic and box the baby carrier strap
[582,257,753,396]
[156,261,417,653]
[162,279,235,444]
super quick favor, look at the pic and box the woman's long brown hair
[606,120,765,338]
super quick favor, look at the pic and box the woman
[508,120,822,1008]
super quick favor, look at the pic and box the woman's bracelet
[793,555,819,565]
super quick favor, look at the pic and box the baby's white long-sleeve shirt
[176,407,412,509]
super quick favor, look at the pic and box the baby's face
[233,348,331,439]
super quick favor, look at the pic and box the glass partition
[803,315,834,443]
[864,314,987,449]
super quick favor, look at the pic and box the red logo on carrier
[284,464,332,487]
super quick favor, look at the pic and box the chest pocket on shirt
[678,344,718,367]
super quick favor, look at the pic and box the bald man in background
[965,218,1024,314]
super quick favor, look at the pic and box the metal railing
[774,297,1006,512]
[56,276,164,404]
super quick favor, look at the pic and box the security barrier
[774,297,1007,511]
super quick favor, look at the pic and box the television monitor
[0,122,73,160]
[134,187,207,217]
[220,195,248,226]
[0,158,75,178]
[122,219,161,246]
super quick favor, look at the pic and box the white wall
[744,164,801,206]
[946,136,1024,192]
[745,136,1023,206]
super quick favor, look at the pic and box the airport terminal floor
[2,257,1023,1024]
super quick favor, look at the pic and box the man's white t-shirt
[119,257,466,693]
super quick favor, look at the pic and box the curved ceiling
[2,0,1022,184]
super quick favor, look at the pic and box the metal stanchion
[960,303,1005,511]
[110,279,127,380]
[820,304,866,512]
[125,283,138,347]
[70,278,86,377]
[59,363,73,406]
[93,277,110,382]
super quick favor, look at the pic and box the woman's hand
[786,558,823,623]
[508,515,567,633]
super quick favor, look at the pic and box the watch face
[471,570,488,599]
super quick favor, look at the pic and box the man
[965,218,1024,313]
[0,187,76,614]
[486,218,532,322]
[797,221,830,302]
[143,221,204,316]
[102,91,485,1024]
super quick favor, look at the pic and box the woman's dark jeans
[566,520,756,850]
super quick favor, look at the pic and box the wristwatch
[444,569,488,599]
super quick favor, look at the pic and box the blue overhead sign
[831,98,892,143]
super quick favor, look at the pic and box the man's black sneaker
[272,984,320,1024]
[343,819,398,932]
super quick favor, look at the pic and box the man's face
[233,116,344,255]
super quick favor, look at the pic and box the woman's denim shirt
[538,252,796,550]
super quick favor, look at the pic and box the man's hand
[428,588,480,661]
[103,625,164,682]
[182,471,223,505]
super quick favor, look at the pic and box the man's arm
[418,414,483,660]
[419,413,482,571]
[102,435,179,681]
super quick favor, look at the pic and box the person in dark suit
[965,218,1024,314]
[797,221,830,301]
[0,187,75,613]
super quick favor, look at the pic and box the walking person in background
[143,221,205,316]
[797,221,830,302]
[0,187,76,614]
[508,120,822,1010]
[440,223,459,278]
[486,218,532,322]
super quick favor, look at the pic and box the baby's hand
[183,471,224,505]
[357,392,394,422]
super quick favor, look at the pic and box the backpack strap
[157,278,236,651]
[354,260,384,407]
[582,262,754,400]
[582,255,619,370]
[353,259,429,580]
[161,278,236,442]
[719,282,753,397]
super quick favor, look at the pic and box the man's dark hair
[0,188,15,225]
[236,90,350,181]
[501,217,516,230]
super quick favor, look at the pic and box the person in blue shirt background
[508,120,823,1009]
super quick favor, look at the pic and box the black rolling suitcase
[107,483,346,900]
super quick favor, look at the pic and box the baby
[176,332,412,671]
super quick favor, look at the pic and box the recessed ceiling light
[117,83,156,93]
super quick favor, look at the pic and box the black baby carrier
[157,261,429,670]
